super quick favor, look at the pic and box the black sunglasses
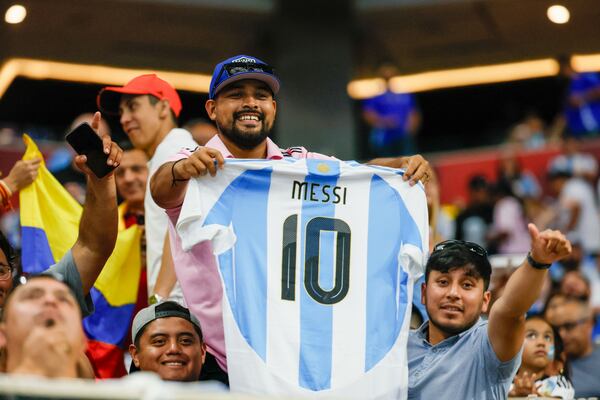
[214,62,275,87]
[432,239,488,258]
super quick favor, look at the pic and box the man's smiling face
[205,79,276,150]
[130,316,206,382]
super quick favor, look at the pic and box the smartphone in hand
[65,123,116,178]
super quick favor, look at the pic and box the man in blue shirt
[362,64,421,157]
[558,56,600,137]
[408,223,572,400]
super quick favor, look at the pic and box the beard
[428,315,479,337]
[217,110,271,150]
[427,308,481,337]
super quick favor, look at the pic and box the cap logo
[232,57,257,64]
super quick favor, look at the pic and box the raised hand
[73,112,123,178]
[3,158,41,192]
[528,223,572,265]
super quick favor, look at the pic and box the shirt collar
[205,135,284,160]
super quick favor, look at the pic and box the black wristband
[527,252,552,270]
[171,159,189,187]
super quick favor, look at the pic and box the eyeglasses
[0,262,13,281]
[214,62,275,88]
[432,239,488,258]
[552,318,590,332]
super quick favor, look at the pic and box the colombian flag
[19,134,142,378]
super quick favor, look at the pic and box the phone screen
[65,123,115,178]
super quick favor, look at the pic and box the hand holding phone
[66,122,116,178]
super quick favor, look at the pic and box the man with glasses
[408,223,571,400]
[550,298,600,398]
[150,54,433,382]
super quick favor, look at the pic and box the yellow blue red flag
[19,134,142,378]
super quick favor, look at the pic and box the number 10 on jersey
[281,214,351,305]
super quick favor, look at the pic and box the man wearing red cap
[97,75,194,308]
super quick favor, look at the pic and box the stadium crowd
[0,53,599,400]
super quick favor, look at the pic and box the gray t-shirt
[407,319,522,400]
[570,345,600,399]
[46,250,94,317]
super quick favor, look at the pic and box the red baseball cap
[97,74,182,117]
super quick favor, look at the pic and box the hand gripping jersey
[176,159,428,399]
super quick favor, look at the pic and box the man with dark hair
[454,174,493,249]
[129,301,207,383]
[550,298,600,398]
[408,223,572,399]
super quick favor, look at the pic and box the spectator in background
[555,55,600,138]
[115,143,148,230]
[488,178,531,255]
[183,118,216,146]
[362,63,421,157]
[129,301,208,383]
[547,165,600,256]
[507,111,548,150]
[114,142,150,372]
[0,158,41,212]
[560,271,591,302]
[509,316,574,399]
[550,298,600,399]
[454,175,493,250]
[548,135,598,185]
[97,74,197,307]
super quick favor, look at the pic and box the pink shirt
[165,135,332,371]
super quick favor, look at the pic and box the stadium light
[347,59,559,99]
[5,4,26,24]
[547,5,570,24]
[0,58,211,99]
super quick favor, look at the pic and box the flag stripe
[21,226,55,273]
[83,288,136,345]
[298,159,340,390]
[365,175,412,371]
[209,168,272,361]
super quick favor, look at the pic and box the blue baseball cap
[209,55,280,99]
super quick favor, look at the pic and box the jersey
[175,158,429,399]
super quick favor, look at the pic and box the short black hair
[147,94,179,126]
[425,241,492,290]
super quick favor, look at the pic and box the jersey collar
[205,135,284,160]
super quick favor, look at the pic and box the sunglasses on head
[215,62,275,85]
[432,239,488,258]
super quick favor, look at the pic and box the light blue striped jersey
[176,159,429,399]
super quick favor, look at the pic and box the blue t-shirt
[408,319,522,400]
[362,90,416,144]
[565,72,600,135]
[570,345,600,399]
